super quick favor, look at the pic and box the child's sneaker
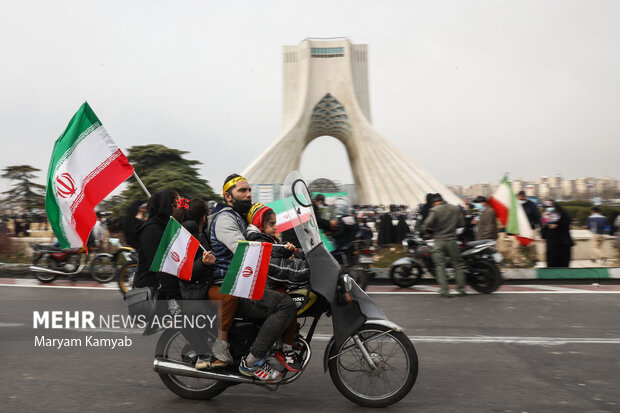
[274,350,301,372]
[239,355,283,383]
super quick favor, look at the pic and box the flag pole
[133,171,151,198]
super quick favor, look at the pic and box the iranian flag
[488,176,536,246]
[266,197,312,233]
[149,217,201,281]
[219,241,273,300]
[46,102,134,249]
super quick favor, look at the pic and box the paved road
[1,280,620,412]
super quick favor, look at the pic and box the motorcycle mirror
[292,179,312,207]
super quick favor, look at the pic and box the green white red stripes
[489,176,535,246]
[219,241,272,300]
[45,102,134,249]
[266,197,312,233]
[149,217,200,281]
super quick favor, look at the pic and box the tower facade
[242,38,461,206]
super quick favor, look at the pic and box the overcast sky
[1,0,619,197]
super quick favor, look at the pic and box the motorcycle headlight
[492,252,503,263]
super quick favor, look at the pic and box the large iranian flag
[219,241,272,300]
[150,217,201,281]
[46,102,134,249]
[488,176,536,246]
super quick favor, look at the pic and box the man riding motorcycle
[206,174,296,383]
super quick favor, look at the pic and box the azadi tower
[242,38,461,206]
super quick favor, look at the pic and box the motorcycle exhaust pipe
[153,357,255,384]
[29,264,86,276]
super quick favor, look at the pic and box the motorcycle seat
[31,243,65,252]
[462,240,495,251]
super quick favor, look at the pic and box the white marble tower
[243,38,461,206]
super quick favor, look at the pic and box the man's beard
[231,196,252,216]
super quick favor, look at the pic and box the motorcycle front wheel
[328,323,418,407]
[117,262,136,296]
[467,260,502,294]
[32,256,59,283]
[155,329,228,400]
[389,263,423,288]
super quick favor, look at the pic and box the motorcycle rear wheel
[155,329,228,400]
[90,253,116,283]
[389,263,423,288]
[328,324,418,407]
[32,256,59,283]
[467,260,502,294]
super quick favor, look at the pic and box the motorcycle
[117,250,138,295]
[151,171,419,407]
[331,239,375,290]
[30,240,136,284]
[390,233,503,293]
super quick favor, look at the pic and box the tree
[112,144,220,219]
[1,165,46,213]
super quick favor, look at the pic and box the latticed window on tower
[311,47,344,58]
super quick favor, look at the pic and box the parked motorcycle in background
[390,233,504,293]
[30,243,91,283]
[30,238,136,284]
[331,239,375,290]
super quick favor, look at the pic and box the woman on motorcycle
[133,189,182,299]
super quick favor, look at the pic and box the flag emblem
[56,173,77,199]
[171,252,180,262]
[219,241,272,300]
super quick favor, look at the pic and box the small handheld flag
[149,217,201,281]
[219,241,273,300]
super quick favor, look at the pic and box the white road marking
[367,290,620,295]
[310,333,620,345]
[0,322,25,327]
[518,284,586,292]
[408,285,440,292]
[1,278,619,294]
[4,322,620,345]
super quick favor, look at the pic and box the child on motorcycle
[246,203,308,372]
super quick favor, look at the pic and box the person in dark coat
[517,191,541,230]
[541,200,574,268]
[122,199,146,249]
[377,213,394,246]
[395,215,410,243]
[133,189,182,299]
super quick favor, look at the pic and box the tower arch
[242,38,461,206]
